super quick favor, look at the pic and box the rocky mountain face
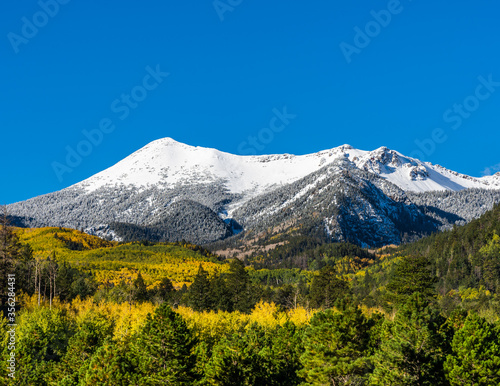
[230,158,436,247]
[7,138,500,246]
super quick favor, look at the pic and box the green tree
[187,264,213,311]
[132,272,149,303]
[14,243,35,297]
[265,322,304,385]
[210,272,232,311]
[134,303,197,385]
[203,325,268,385]
[0,207,22,262]
[299,301,374,385]
[479,232,500,292]
[226,259,255,313]
[274,284,297,310]
[444,312,500,385]
[370,293,448,386]
[55,312,114,385]
[69,275,97,300]
[81,338,140,385]
[203,322,303,386]
[15,306,73,385]
[386,256,438,304]
[155,276,176,303]
[309,265,349,309]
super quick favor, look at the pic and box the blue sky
[2,0,500,204]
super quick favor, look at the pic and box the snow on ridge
[74,137,500,195]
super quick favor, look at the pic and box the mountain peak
[7,137,500,247]
[147,136,188,148]
[70,137,500,195]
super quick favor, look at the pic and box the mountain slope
[72,138,500,195]
[400,202,500,294]
[231,158,436,247]
[7,138,500,246]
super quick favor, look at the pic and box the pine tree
[299,301,374,385]
[444,312,500,385]
[203,322,303,385]
[370,293,448,385]
[187,264,212,311]
[309,265,349,309]
[266,322,304,385]
[0,207,22,262]
[134,303,198,385]
[203,324,267,385]
[132,272,149,303]
[209,272,232,311]
[479,232,500,292]
[15,306,73,384]
[155,276,176,303]
[56,312,114,384]
[226,259,255,313]
[386,255,438,304]
[81,338,140,385]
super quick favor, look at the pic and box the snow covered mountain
[75,137,500,195]
[8,137,500,247]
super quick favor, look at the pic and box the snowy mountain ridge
[7,137,500,247]
[75,137,500,195]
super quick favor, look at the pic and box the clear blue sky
[2,0,500,204]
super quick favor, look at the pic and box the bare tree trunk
[38,267,41,307]
[53,270,56,301]
[43,275,47,304]
[49,273,52,309]
[47,258,57,309]
[35,259,41,307]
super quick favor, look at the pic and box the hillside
[346,203,500,313]
[401,202,500,294]
[17,227,227,288]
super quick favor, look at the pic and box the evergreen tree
[14,306,73,384]
[134,303,197,385]
[370,293,448,385]
[187,265,212,311]
[156,276,175,303]
[274,284,297,310]
[0,207,22,262]
[70,275,97,299]
[386,256,438,304]
[444,312,500,385]
[226,259,255,313]
[81,338,140,385]
[478,232,500,292]
[203,324,267,385]
[55,312,114,384]
[265,322,304,385]
[204,322,303,386]
[56,262,79,301]
[309,265,349,309]
[210,272,232,311]
[132,272,149,303]
[299,301,374,385]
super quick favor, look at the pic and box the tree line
[3,292,500,385]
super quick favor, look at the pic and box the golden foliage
[20,294,154,340]
[17,227,228,287]
[177,301,318,342]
